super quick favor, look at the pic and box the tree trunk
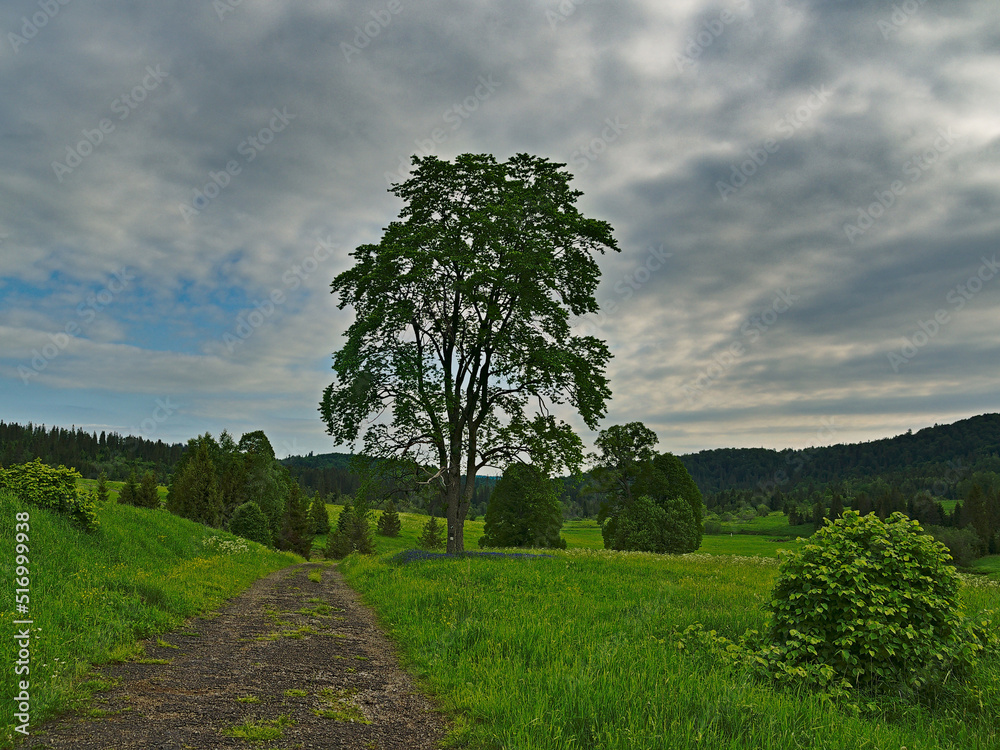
[445,474,475,553]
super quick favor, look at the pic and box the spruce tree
[118,471,139,506]
[137,470,160,508]
[829,491,844,520]
[167,439,222,526]
[377,500,401,537]
[418,515,445,550]
[96,472,110,505]
[309,492,331,535]
[279,481,314,558]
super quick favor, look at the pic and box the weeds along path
[17,563,447,750]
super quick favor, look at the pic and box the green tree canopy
[479,462,566,549]
[320,152,619,551]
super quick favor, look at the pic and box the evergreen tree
[118,471,139,506]
[479,463,565,549]
[95,472,110,505]
[418,515,445,550]
[829,491,844,520]
[137,470,160,508]
[167,438,223,526]
[309,492,331,535]
[376,500,401,537]
[813,498,825,528]
[278,480,314,558]
[325,498,375,558]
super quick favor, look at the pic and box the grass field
[0,489,300,745]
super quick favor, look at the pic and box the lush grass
[341,546,1000,749]
[0,489,300,745]
[714,511,815,538]
[76,477,168,504]
[971,555,1000,575]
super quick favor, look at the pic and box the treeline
[0,421,185,482]
[681,413,1000,497]
[164,430,328,557]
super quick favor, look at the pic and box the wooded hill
[679,413,1000,498]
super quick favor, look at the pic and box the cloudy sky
[1,0,998,460]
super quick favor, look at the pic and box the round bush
[228,501,273,547]
[768,510,971,691]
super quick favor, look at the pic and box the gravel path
[17,562,448,749]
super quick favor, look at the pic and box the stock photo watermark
[383,75,500,185]
[179,107,295,222]
[18,267,135,384]
[681,288,799,403]
[569,116,627,173]
[51,65,168,183]
[546,0,603,29]
[843,126,957,243]
[129,398,180,439]
[717,85,831,201]
[674,0,751,73]
[12,509,32,736]
[877,0,927,39]
[886,254,999,372]
[6,0,74,53]
[341,0,403,61]
[756,417,839,494]
[221,235,337,352]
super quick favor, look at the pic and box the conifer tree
[137,470,160,508]
[279,480,314,558]
[829,491,844,520]
[376,500,402,537]
[118,471,139,506]
[418,515,445,550]
[96,472,110,505]
[309,492,331,535]
[167,438,222,526]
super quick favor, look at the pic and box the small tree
[309,492,331,535]
[137,470,160,509]
[95,472,110,505]
[418,516,445,550]
[325,499,375,559]
[167,437,223,527]
[279,481,314,559]
[479,463,565,549]
[229,501,273,547]
[376,500,402,537]
[117,472,140,506]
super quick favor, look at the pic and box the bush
[767,511,990,692]
[0,458,99,531]
[228,501,273,547]
[376,500,401,537]
[418,516,445,550]
[603,494,697,554]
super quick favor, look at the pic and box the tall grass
[339,513,1000,749]
[0,489,300,745]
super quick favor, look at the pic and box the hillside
[680,413,1000,497]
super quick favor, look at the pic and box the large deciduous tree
[320,153,619,552]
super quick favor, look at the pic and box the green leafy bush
[479,463,566,549]
[603,495,696,554]
[228,501,273,547]
[767,511,992,692]
[0,458,99,531]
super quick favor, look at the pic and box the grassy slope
[0,489,300,745]
[338,509,1000,749]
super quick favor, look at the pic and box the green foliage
[228,501,273,547]
[766,511,995,693]
[376,500,401,537]
[602,495,697,553]
[136,470,160,509]
[95,472,110,505]
[926,524,982,567]
[167,437,223,526]
[417,515,445,550]
[632,451,705,550]
[117,471,139,506]
[278,481,314,558]
[320,152,618,551]
[479,463,566,549]
[0,458,99,531]
[590,422,660,504]
[309,492,331,535]
[325,499,375,559]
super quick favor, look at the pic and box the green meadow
[3,492,998,749]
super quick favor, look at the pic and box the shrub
[0,458,99,531]
[479,463,565,549]
[603,495,696,554]
[228,501,273,547]
[376,500,401,537]
[767,511,990,692]
[418,516,445,550]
